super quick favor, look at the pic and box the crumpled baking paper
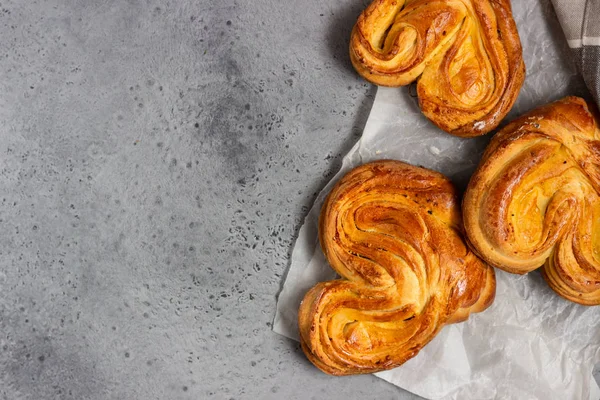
[273,1,600,399]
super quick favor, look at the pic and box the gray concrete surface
[0,1,596,400]
[0,0,416,398]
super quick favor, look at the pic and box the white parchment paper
[273,1,600,399]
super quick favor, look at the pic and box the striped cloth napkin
[551,0,600,105]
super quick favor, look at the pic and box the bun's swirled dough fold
[463,97,600,305]
[350,0,525,137]
[298,160,495,375]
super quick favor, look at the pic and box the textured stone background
[0,0,597,399]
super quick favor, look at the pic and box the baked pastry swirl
[463,97,600,305]
[350,0,525,137]
[298,160,495,375]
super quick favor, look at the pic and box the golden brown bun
[349,0,525,137]
[298,160,495,375]
[463,97,600,305]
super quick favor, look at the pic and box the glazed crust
[349,0,525,137]
[298,160,495,375]
[463,97,600,305]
